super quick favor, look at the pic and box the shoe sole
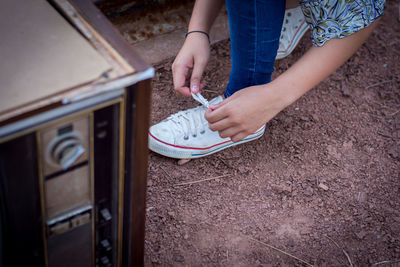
[276,20,309,60]
[149,126,266,159]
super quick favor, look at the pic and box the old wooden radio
[0,0,152,266]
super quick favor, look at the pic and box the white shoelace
[168,92,211,139]
[191,92,210,108]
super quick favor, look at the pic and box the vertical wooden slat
[131,79,152,267]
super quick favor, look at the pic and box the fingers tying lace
[191,92,210,108]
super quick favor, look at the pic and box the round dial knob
[46,132,85,170]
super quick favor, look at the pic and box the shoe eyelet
[192,134,197,138]
[200,130,205,134]
[283,27,286,32]
[183,136,189,140]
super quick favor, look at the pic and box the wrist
[260,82,293,110]
[185,30,210,43]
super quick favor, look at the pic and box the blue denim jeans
[224,0,286,97]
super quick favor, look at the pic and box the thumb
[190,58,207,93]
[209,96,230,111]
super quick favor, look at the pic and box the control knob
[46,132,85,170]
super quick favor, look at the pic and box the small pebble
[318,183,329,191]
[146,206,155,212]
[172,253,184,262]
[356,230,367,240]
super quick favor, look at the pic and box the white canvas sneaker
[148,95,266,159]
[276,6,309,60]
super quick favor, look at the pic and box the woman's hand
[172,33,210,96]
[205,84,288,142]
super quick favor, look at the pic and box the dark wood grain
[0,134,45,267]
[123,79,152,267]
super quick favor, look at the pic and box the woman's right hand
[172,32,210,96]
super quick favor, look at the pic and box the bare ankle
[285,0,299,9]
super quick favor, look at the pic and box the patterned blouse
[299,0,386,46]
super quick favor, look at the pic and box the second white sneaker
[148,96,266,159]
[276,6,309,60]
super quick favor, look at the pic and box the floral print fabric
[299,0,386,46]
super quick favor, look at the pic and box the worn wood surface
[68,0,150,73]
[0,0,111,116]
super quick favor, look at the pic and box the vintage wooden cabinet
[0,0,152,266]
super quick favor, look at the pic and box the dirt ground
[144,2,399,266]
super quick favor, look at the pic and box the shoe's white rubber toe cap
[149,121,175,145]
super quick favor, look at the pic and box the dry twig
[377,131,399,140]
[202,89,219,93]
[373,259,400,265]
[217,157,234,169]
[248,237,315,267]
[326,235,353,267]
[160,166,172,179]
[174,174,232,186]
[365,79,400,89]
[389,109,400,117]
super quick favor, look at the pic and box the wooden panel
[0,0,112,115]
[0,134,45,267]
[123,79,152,267]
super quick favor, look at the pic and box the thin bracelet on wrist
[185,30,210,44]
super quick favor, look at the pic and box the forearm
[205,17,381,142]
[272,19,380,107]
[188,0,225,33]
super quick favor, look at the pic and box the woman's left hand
[204,83,288,142]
